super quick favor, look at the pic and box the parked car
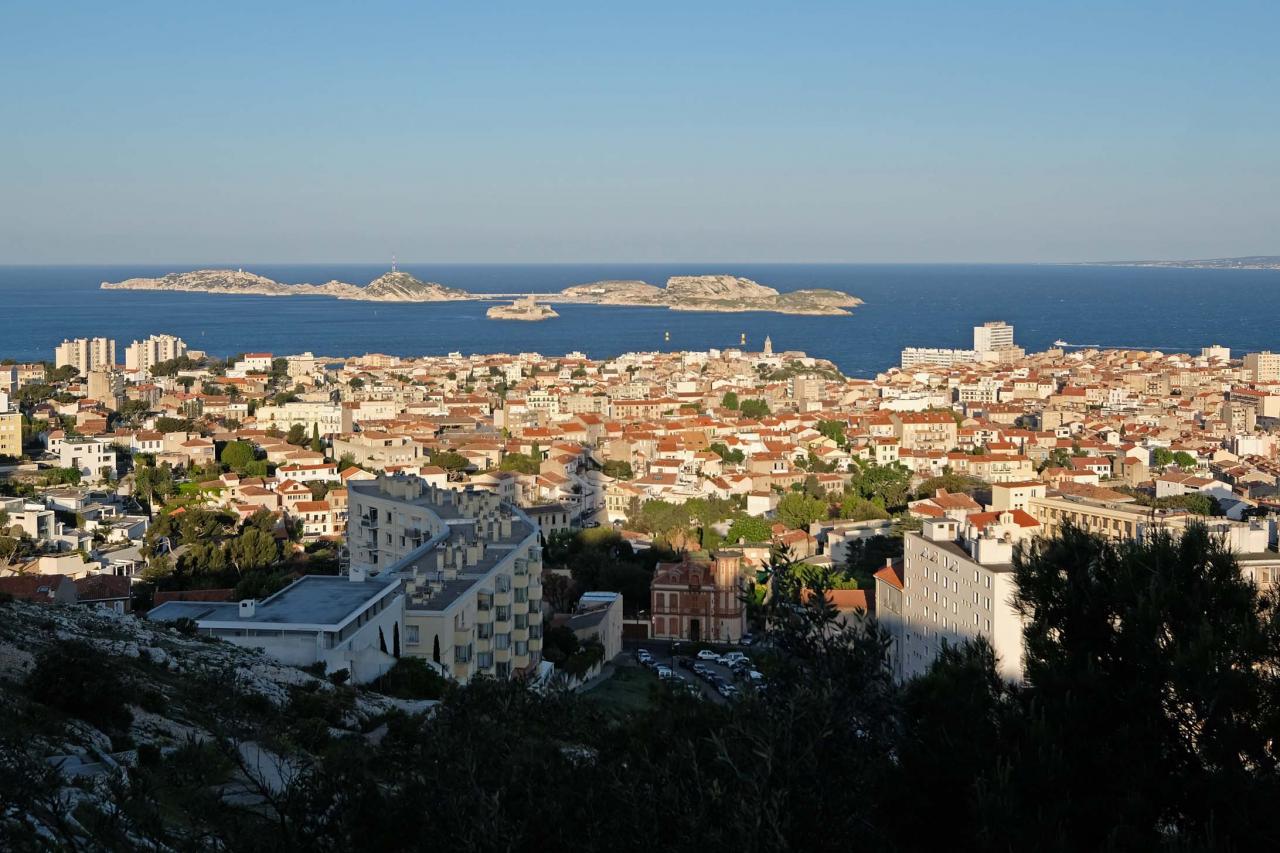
[746,670,765,683]
[722,652,749,666]
[678,657,697,671]
[696,650,723,663]
[740,633,755,646]
[716,683,738,698]
[656,666,675,679]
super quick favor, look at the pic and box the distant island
[485,296,559,321]
[101,269,469,302]
[101,270,863,315]
[1085,255,1280,270]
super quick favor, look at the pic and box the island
[485,296,559,321]
[551,275,862,315]
[101,269,861,315]
[1083,255,1280,270]
[100,269,469,302]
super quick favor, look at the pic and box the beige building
[0,409,21,458]
[55,337,115,375]
[347,474,544,683]
[255,400,353,437]
[1243,351,1280,383]
[124,334,187,373]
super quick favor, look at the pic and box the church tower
[763,335,773,356]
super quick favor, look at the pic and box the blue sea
[1,264,1277,377]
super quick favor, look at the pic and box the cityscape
[3,2,1278,850]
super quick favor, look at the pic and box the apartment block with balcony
[347,473,544,684]
[899,513,1039,683]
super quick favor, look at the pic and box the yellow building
[0,410,21,459]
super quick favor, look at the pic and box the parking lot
[629,642,765,703]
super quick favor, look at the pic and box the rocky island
[485,296,559,321]
[102,269,861,315]
[101,269,470,302]
[551,274,861,315]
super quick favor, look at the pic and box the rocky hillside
[101,269,469,302]
[0,599,435,846]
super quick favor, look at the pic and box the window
[496,605,510,621]
[405,625,420,645]
[495,633,510,650]
[514,641,528,656]
[514,588,528,603]
[515,614,527,629]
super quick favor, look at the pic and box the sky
[1,1,1276,264]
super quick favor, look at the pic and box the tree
[1152,447,1175,467]
[499,452,540,475]
[838,494,889,522]
[601,459,633,480]
[721,391,739,410]
[816,419,846,446]
[738,398,770,419]
[310,424,324,454]
[725,514,772,545]
[709,442,745,465]
[776,492,828,530]
[45,364,79,383]
[228,525,278,575]
[1000,523,1280,849]
[155,417,194,434]
[429,451,471,471]
[220,440,257,471]
[285,423,308,446]
[1172,450,1197,470]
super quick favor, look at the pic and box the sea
[1,263,1277,378]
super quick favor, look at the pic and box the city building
[0,406,20,458]
[650,550,747,643]
[347,474,544,683]
[1244,351,1280,383]
[147,571,405,682]
[899,513,1039,682]
[54,337,115,375]
[124,334,187,373]
[56,436,117,483]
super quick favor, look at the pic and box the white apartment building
[147,572,405,683]
[900,347,979,369]
[973,321,1014,353]
[347,474,544,683]
[54,337,115,375]
[254,401,354,437]
[899,513,1037,682]
[57,436,117,483]
[124,334,187,373]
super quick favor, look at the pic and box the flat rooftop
[148,573,399,628]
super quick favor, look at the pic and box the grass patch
[582,665,659,715]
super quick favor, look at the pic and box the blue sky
[1,1,1276,263]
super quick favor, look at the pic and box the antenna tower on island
[391,254,398,273]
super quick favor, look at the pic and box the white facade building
[147,572,405,683]
[57,436,117,483]
[55,338,115,375]
[125,334,187,373]
[347,473,544,683]
[898,513,1036,683]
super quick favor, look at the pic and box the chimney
[238,599,256,618]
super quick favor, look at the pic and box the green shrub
[26,641,133,731]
